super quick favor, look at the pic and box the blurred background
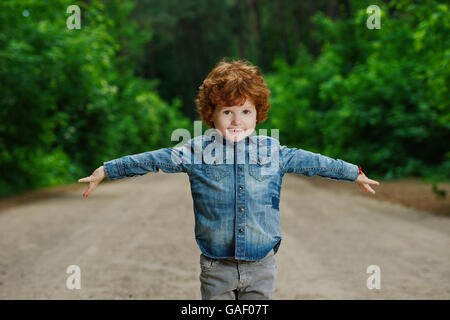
[0,0,448,199]
[0,0,449,301]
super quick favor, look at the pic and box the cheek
[246,114,257,125]
[214,116,230,129]
[218,116,230,125]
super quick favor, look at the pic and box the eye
[243,109,251,114]
[223,110,231,115]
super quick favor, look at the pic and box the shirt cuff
[103,159,123,180]
[348,163,360,182]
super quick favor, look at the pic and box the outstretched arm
[78,139,194,198]
[279,145,380,194]
[279,145,359,182]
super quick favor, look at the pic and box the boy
[78,58,380,300]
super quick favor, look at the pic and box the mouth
[227,128,244,134]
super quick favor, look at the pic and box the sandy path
[0,173,448,299]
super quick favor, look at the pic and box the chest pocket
[249,159,274,181]
[204,164,231,181]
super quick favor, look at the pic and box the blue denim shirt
[103,132,359,261]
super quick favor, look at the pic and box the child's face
[212,98,257,142]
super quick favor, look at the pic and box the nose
[231,114,242,125]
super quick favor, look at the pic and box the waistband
[218,249,275,263]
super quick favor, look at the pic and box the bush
[264,0,449,180]
[0,0,190,197]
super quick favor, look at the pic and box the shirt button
[238,228,244,234]
[239,206,244,213]
[239,186,243,192]
[238,167,243,172]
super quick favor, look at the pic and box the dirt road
[0,173,449,299]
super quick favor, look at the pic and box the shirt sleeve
[279,145,359,182]
[103,139,194,180]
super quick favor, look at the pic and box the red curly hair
[195,58,271,128]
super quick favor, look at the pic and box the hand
[355,172,380,195]
[78,166,107,198]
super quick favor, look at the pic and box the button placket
[235,144,246,258]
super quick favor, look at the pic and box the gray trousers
[199,249,277,300]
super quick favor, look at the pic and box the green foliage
[1,0,448,199]
[265,0,449,180]
[0,0,189,197]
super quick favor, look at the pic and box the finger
[85,183,97,197]
[360,176,380,185]
[78,176,93,183]
[83,186,89,197]
[364,184,376,194]
[83,182,97,198]
[358,183,366,192]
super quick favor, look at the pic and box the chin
[230,133,248,142]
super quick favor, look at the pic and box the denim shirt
[103,132,359,261]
